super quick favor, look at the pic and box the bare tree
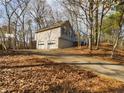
[30,0,54,29]
[1,0,20,49]
[11,0,30,49]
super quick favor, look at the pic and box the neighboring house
[35,21,76,49]
[0,25,14,49]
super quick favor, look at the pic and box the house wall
[57,23,75,48]
[58,38,73,48]
[35,27,61,49]
[35,21,76,49]
[60,23,75,42]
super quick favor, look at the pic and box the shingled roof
[36,21,69,33]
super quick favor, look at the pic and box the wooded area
[0,1,124,92]
[0,0,124,58]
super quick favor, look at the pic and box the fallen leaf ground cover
[0,55,124,93]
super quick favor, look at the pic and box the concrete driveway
[47,55,124,82]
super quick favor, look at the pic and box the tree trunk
[89,33,92,50]
[0,30,7,50]
[95,0,99,45]
[111,35,119,58]
[96,15,103,50]
[14,21,18,50]
[30,28,33,49]
[22,15,26,49]
[8,18,11,49]
[96,30,101,49]
[28,21,33,49]
[89,0,93,50]
[111,27,121,58]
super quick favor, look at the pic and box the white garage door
[48,40,56,49]
[38,41,45,49]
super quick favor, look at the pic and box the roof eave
[35,26,61,33]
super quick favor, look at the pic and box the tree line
[0,0,56,50]
[0,0,124,58]
[59,0,124,58]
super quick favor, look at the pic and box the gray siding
[58,38,73,48]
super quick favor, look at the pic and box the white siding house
[35,21,76,49]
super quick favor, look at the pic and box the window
[48,42,55,45]
[38,41,44,45]
[38,43,44,45]
[48,40,55,45]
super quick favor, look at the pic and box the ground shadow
[0,61,124,69]
[0,50,114,57]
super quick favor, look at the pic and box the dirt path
[47,55,124,82]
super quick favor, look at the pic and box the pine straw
[0,55,124,93]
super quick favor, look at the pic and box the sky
[0,6,5,26]
[47,0,55,5]
[47,0,63,11]
[47,0,58,8]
